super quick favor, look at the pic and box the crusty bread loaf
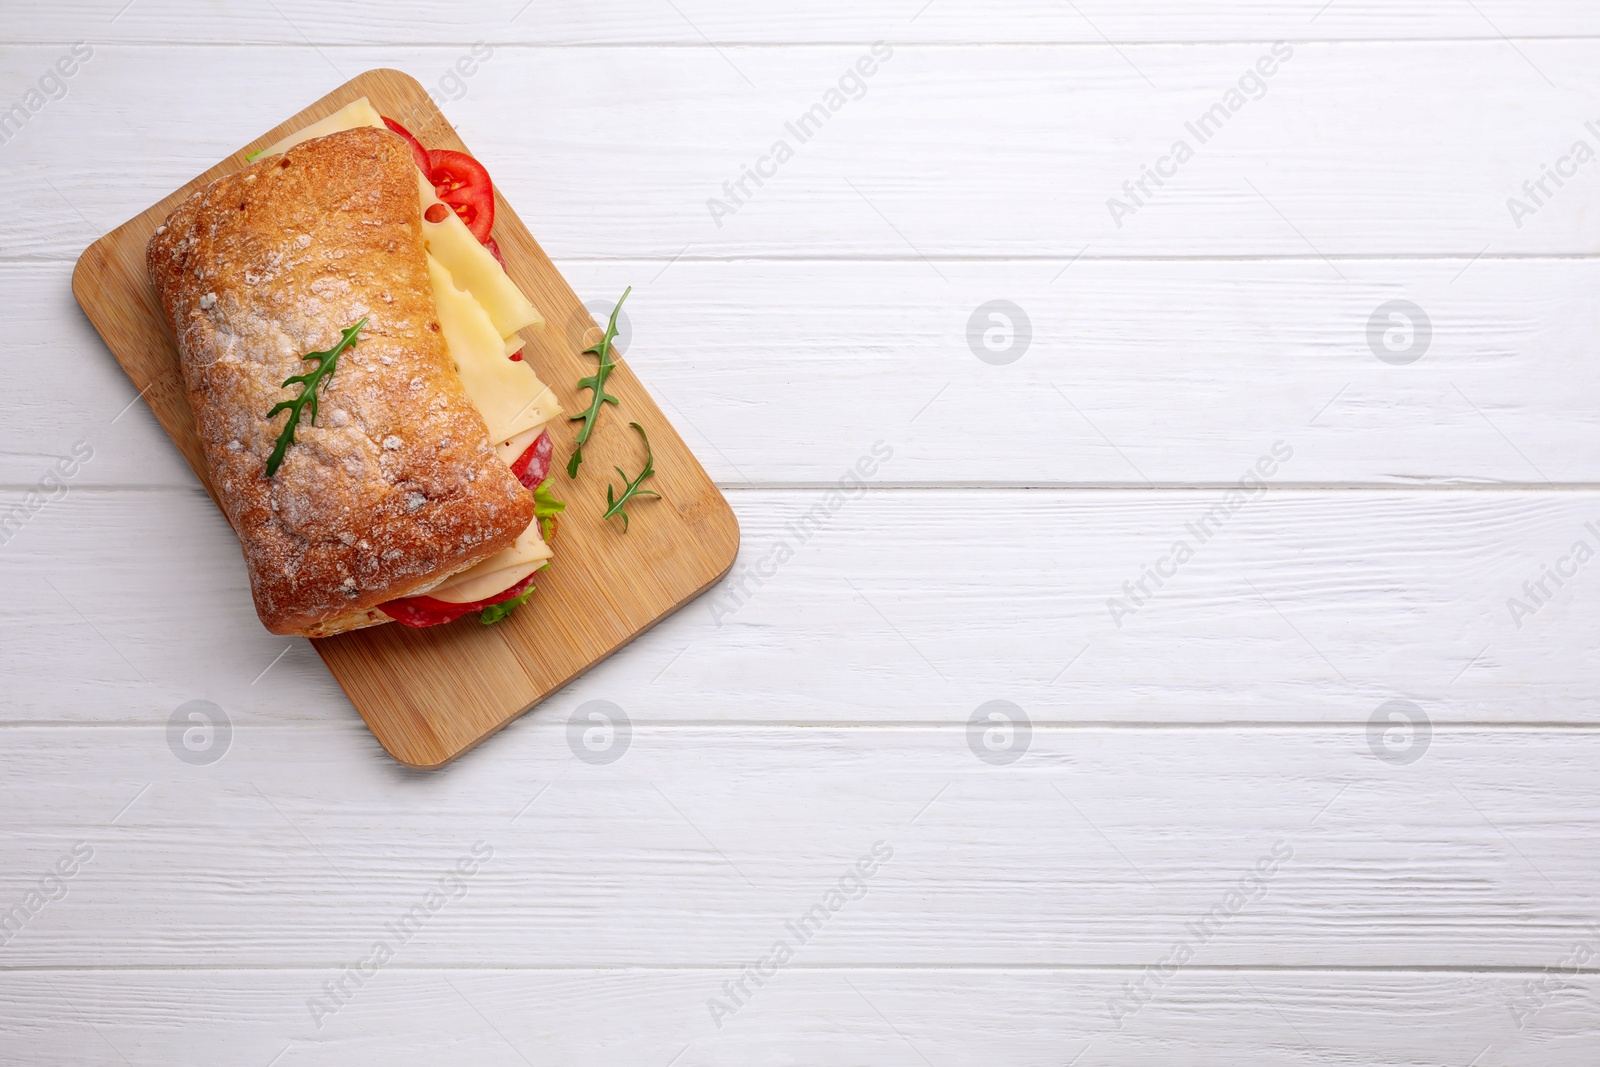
[147,126,535,636]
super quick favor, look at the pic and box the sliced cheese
[418,177,542,338]
[496,423,547,469]
[428,521,553,604]
[426,255,557,444]
[504,334,527,359]
[260,98,384,157]
[521,385,561,436]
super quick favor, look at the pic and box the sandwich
[146,99,564,637]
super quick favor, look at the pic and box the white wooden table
[3,3,1599,1063]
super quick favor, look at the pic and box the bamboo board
[70,69,739,768]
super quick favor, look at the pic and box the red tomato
[380,568,541,628]
[427,148,495,243]
[509,430,552,489]
[381,117,502,255]
[380,116,431,176]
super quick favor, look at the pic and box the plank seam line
[8,38,1600,48]
[16,254,1600,266]
[12,483,1600,494]
[7,722,1600,732]
[0,963,1594,974]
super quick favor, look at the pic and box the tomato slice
[427,148,495,243]
[380,116,431,176]
[509,430,552,489]
[380,567,541,628]
[380,118,502,254]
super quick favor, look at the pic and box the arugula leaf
[602,422,661,532]
[263,317,367,477]
[567,286,631,479]
[532,477,566,541]
[479,582,538,625]
[245,148,267,163]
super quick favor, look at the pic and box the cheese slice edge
[260,99,386,157]
[426,255,559,445]
[417,178,542,338]
[429,521,554,604]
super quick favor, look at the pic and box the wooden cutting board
[71,69,739,768]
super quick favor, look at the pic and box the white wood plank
[8,0,1600,45]
[13,258,1600,489]
[8,43,1600,260]
[0,968,1593,1066]
[5,4,1596,1059]
[5,488,1597,724]
[0,724,1597,967]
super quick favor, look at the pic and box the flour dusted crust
[147,126,535,636]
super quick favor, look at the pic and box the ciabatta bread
[147,127,535,636]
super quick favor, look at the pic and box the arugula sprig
[480,582,538,625]
[602,422,661,532]
[264,317,367,477]
[532,477,566,540]
[567,287,631,479]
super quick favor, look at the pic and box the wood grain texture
[11,0,1600,44]
[1,969,1595,1066]
[2,724,1598,967]
[14,256,1600,488]
[6,488,1599,725]
[11,44,1600,262]
[68,69,739,766]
